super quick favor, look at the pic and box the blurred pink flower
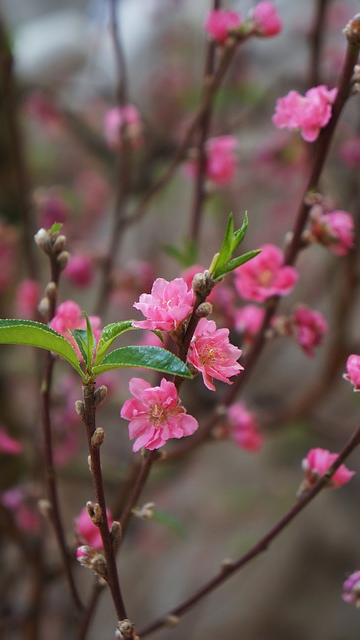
[234,244,298,302]
[188,318,243,391]
[64,254,94,288]
[206,136,238,185]
[75,506,112,550]
[310,210,354,256]
[133,277,194,332]
[1,485,41,533]
[121,377,198,452]
[272,85,337,142]
[252,2,282,37]
[344,354,360,391]
[0,426,23,455]
[234,305,265,342]
[342,571,360,606]
[302,448,355,488]
[226,402,264,452]
[104,104,142,149]
[15,278,40,319]
[339,137,360,167]
[293,305,328,356]
[49,300,101,359]
[34,190,69,228]
[204,9,242,43]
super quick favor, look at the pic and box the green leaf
[163,238,198,268]
[0,319,84,379]
[92,346,192,378]
[95,320,136,365]
[50,222,63,234]
[70,329,88,365]
[231,211,248,252]
[84,312,95,367]
[211,213,234,274]
[214,249,261,279]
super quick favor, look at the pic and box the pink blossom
[226,402,264,452]
[234,305,265,343]
[234,244,298,302]
[133,277,194,333]
[204,10,243,43]
[121,377,198,452]
[272,85,337,142]
[342,571,360,606]
[0,426,23,455]
[188,318,243,391]
[15,279,40,319]
[339,138,360,167]
[75,506,112,550]
[344,354,360,391]
[49,300,102,359]
[252,2,282,37]
[185,137,238,186]
[64,254,94,288]
[1,485,42,533]
[104,104,142,150]
[302,448,355,489]
[34,190,69,228]
[310,210,354,256]
[293,305,328,356]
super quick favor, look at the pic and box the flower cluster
[301,448,355,489]
[121,378,198,451]
[204,10,243,43]
[272,85,337,142]
[234,244,298,302]
[251,2,283,37]
[204,3,282,43]
[49,300,102,358]
[187,318,243,391]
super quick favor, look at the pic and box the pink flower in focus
[252,2,282,37]
[344,354,360,391]
[64,254,94,288]
[302,448,355,489]
[75,506,112,550]
[272,85,337,142]
[234,305,265,343]
[226,402,264,452]
[234,244,298,302]
[104,104,142,150]
[205,10,243,43]
[133,277,194,333]
[188,318,243,391]
[310,210,354,256]
[15,279,40,319]
[49,300,102,359]
[293,305,328,356]
[342,571,360,606]
[121,377,198,452]
[0,426,23,455]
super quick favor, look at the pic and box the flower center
[199,344,217,366]
[258,269,273,287]
[149,402,167,427]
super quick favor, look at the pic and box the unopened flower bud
[165,615,180,628]
[110,521,122,545]
[91,427,105,448]
[343,14,360,45]
[195,302,213,318]
[94,385,108,408]
[75,400,85,420]
[76,545,107,578]
[53,234,66,253]
[117,619,135,640]
[192,272,207,295]
[132,502,155,520]
[45,281,57,300]
[38,296,50,317]
[87,501,103,525]
[38,498,52,518]
[56,250,70,270]
[34,228,51,252]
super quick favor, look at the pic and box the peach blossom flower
[272,85,337,142]
[133,277,194,332]
[49,300,101,359]
[185,136,238,186]
[204,9,242,43]
[344,354,360,391]
[293,305,328,356]
[188,318,243,391]
[252,2,282,37]
[226,402,264,452]
[342,571,360,606]
[234,244,298,302]
[75,506,112,550]
[121,377,198,452]
[64,254,94,288]
[234,305,265,343]
[302,448,355,488]
[310,210,354,256]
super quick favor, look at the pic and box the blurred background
[1,1,360,639]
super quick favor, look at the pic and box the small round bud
[110,521,122,544]
[34,228,51,252]
[75,400,86,420]
[45,281,57,300]
[343,14,360,45]
[38,296,50,318]
[195,302,213,318]
[38,498,52,518]
[117,619,135,640]
[87,501,103,525]
[94,385,108,408]
[56,250,70,270]
[165,615,180,628]
[53,234,66,253]
[91,427,105,448]
[192,272,207,295]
